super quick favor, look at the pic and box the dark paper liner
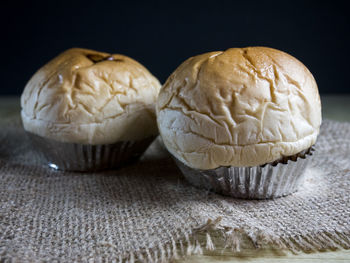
[27,132,156,172]
[174,147,314,199]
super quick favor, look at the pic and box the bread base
[174,147,314,199]
[27,132,156,172]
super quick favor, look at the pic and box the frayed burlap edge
[88,217,350,263]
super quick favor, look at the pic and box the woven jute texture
[1,116,350,262]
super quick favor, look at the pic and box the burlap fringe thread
[97,217,350,263]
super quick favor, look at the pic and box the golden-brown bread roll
[157,47,321,169]
[21,48,161,145]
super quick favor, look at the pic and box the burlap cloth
[0,115,350,262]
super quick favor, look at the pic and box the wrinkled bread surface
[157,47,321,169]
[21,48,161,144]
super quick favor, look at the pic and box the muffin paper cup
[27,132,156,172]
[174,147,314,199]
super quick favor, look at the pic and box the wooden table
[1,95,350,262]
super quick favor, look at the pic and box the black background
[1,0,349,95]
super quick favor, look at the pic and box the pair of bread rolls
[21,47,321,198]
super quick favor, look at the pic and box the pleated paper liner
[174,147,314,199]
[27,132,156,172]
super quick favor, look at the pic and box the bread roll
[21,48,161,145]
[157,47,321,169]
